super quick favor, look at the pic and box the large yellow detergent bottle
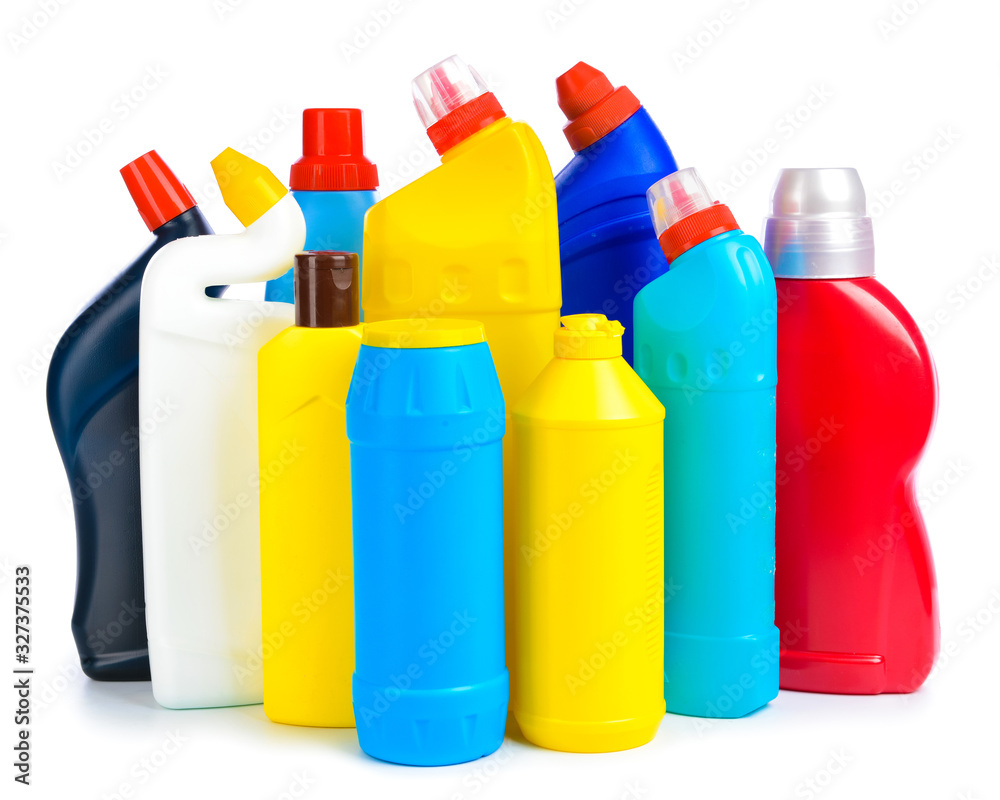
[362,55,562,664]
[511,314,665,752]
[258,251,363,727]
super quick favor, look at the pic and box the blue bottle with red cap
[46,151,218,681]
[554,62,678,365]
[265,108,379,304]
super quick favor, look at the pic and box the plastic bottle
[258,251,363,725]
[347,319,507,766]
[139,149,305,709]
[554,62,678,366]
[362,55,561,667]
[46,151,218,681]
[511,314,665,752]
[633,167,779,718]
[764,167,939,694]
[265,109,379,305]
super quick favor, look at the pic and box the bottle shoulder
[48,211,213,435]
[362,122,561,314]
[346,342,504,442]
[777,277,937,404]
[513,357,664,427]
[555,108,678,214]
[634,232,777,390]
[259,326,363,378]
[635,232,777,330]
[372,120,554,215]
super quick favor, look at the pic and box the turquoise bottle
[265,108,378,304]
[633,167,779,718]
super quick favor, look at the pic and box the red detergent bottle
[764,168,939,694]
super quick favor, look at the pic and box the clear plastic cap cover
[646,167,717,238]
[412,55,490,129]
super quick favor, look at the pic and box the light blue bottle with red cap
[265,108,378,305]
[634,167,779,719]
[554,62,678,365]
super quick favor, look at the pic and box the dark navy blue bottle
[554,62,678,365]
[46,151,219,681]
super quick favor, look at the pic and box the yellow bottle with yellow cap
[511,314,665,752]
[362,56,562,668]
[258,251,363,726]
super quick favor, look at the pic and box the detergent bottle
[362,55,561,667]
[554,62,678,366]
[511,314,665,752]
[258,251,363,726]
[46,150,217,681]
[265,109,379,304]
[139,149,305,709]
[347,319,507,766]
[764,167,939,694]
[633,167,779,718]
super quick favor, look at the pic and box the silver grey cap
[763,168,875,279]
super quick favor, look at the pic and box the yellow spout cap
[554,313,624,359]
[211,147,288,227]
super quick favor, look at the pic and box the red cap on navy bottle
[556,62,641,153]
[412,56,507,156]
[647,168,739,264]
[120,150,197,232]
[290,108,379,192]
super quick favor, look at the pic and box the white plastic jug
[138,149,305,708]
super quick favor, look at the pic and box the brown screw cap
[294,251,360,328]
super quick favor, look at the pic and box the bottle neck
[763,216,875,279]
[153,205,213,241]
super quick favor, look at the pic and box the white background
[2,0,998,797]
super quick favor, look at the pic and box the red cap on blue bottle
[120,150,196,232]
[290,108,379,192]
[556,62,641,152]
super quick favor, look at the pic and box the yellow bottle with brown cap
[511,314,665,752]
[258,252,363,726]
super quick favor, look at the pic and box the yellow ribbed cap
[363,319,485,349]
[554,313,624,359]
[210,147,287,227]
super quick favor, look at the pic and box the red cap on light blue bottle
[290,108,379,192]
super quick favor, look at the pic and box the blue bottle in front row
[346,319,508,766]
[554,62,678,366]
[633,168,779,718]
[265,108,378,305]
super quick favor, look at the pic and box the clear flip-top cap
[646,167,716,238]
[763,168,875,279]
[412,55,490,128]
